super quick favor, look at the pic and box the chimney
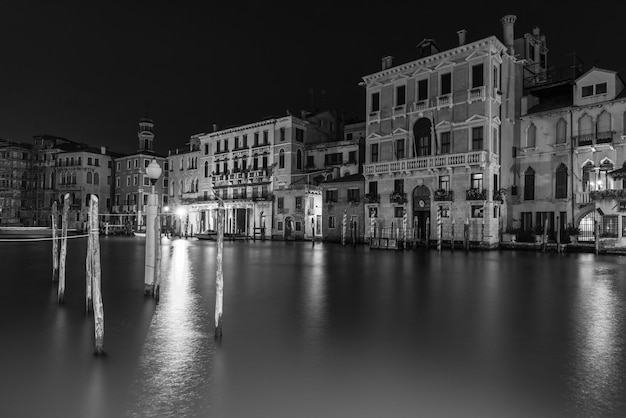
[381,55,393,70]
[457,29,467,46]
[213,123,218,132]
[532,26,540,37]
[501,14,517,55]
[100,146,107,155]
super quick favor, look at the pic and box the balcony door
[412,185,431,242]
[413,118,432,157]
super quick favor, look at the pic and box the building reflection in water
[128,239,215,417]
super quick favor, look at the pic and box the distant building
[0,139,31,226]
[321,173,365,243]
[167,134,201,235]
[113,115,169,228]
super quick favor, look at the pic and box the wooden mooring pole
[58,193,70,304]
[90,195,104,354]
[215,202,224,339]
[85,204,94,313]
[52,201,59,282]
[154,215,162,302]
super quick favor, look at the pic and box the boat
[196,230,218,240]
[132,226,146,237]
[0,226,80,239]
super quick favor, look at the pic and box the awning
[608,167,626,179]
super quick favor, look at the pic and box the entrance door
[236,209,246,234]
[412,186,431,241]
[285,216,293,239]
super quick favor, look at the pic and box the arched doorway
[412,186,431,241]
[285,216,293,239]
[413,118,432,157]
[577,209,598,242]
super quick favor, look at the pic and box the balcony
[437,94,452,108]
[364,150,490,176]
[573,130,619,148]
[589,188,626,200]
[251,193,274,202]
[389,192,407,204]
[467,86,486,103]
[465,188,487,201]
[412,99,429,112]
[364,193,380,204]
[368,110,380,123]
[433,189,454,202]
[392,104,406,118]
[575,192,592,205]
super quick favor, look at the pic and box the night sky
[1,1,625,155]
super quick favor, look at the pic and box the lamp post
[144,159,162,296]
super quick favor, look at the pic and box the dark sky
[1,1,625,155]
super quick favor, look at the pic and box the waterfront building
[321,173,365,243]
[54,145,117,230]
[167,134,201,235]
[361,16,534,247]
[112,115,169,229]
[512,66,626,244]
[0,139,31,226]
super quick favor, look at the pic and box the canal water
[1,237,626,417]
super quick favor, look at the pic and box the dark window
[418,79,428,101]
[417,135,430,156]
[369,181,378,195]
[396,139,405,159]
[243,135,248,147]
[394,207,404,218]
[582,85,594,97]
[307,155,314,168]
[347,189,360,203]
[325,189,338,203]
[440,132,451,154]
[396,85,406,106]
[524,168,535,200]
[204,144,209,154]
[296,150,302,169]
[280,127,285,141]
[348,151,356,163]
[472,127,483,150]
[295,196,302,209]
[439,175,450,191]
[394,179,404,194]
[263,131,269,144]
[296,128,304,142]
[596,82,607,95]
[441,73,452,95]
[277,197,284,209]
[371,92,380,112]
[555,164,568,199]
[472,63,484,88]
[371,143,379,163]
[328,216,336,229]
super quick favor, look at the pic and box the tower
[138,114,154,152]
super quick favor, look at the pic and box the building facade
[361,18,526,247]
[321,173,365,243]
[0,139,31,226]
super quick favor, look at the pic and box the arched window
[526,123,536,147]
[296,150,302,170]
[556,118,567,144]
[242,156,248,171]
[71,172,76,185]
[204,161,209,177]
[582,161,594,192]
[599,159,614,190]
[279,149,285,168]
[170,181,175,197]
[597,111,612,142]
[195,179,199,192]
[555,164,568,198]
[86,172,92,184]
[524,167,535,200]
[578,113,593,144]
[179,180,183,196]
[413,118,432,157]
[93,173,99,185]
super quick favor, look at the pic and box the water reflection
[570,258,625,414]
[128,239,214,417]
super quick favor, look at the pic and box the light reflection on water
[128,239,215,418]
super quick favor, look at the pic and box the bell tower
[138,114,154,152]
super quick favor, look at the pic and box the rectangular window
[471,63,484,88]
[254,132,259,146]
[263,131,269,144]
[325,189,338,203]
[394,179,404,194]
[307,155,314,168]
[472,127,483,150]
[295,196,302,209]
[582,85,594,97]
[471,173,483,190]
[369,181,378,195]
[471,205,483,218]
[348,151,356,163]
[417,79,428,101]
[117,162,121,171]
[439,175,450,191]
[396,139,405,159]
[394,207,404,218]
[126,176,130,186]
[87,157,92,165]
[144,159,149,168]
[127,160,131,169]
[134,159,138,168]
[371,92,380,112]
[280,127,285,141]
[601,215,618,238]
[370,143,379,163]
[440,132,451,154]
[133,175,138,186]
[296,128,304,142]
[295,221,302,232]
[329,216,336,229]
[164,161,169,171]
[277,221,283,231]
[396,85,406,106]
[347,188,360,203]
[242,135,248,147]
[596,82,607,94]
[143,176,149,186]
[441,73,452,95]
[116,177,120,187]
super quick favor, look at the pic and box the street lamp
[144,159,162,296]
